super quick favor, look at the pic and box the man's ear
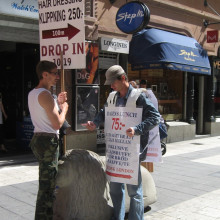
[42,71,48,78]
[121,75,126,82]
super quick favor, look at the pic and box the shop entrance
[0,40,39,151]
[0,41,17,139]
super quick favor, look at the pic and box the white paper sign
[143,89,162,163]
[100,37,129,54]
[105,106,142,185]
[38,0,86,69]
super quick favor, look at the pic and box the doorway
[0,40,39,151]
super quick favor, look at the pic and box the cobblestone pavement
[145,136,220,220]
[0,136,220,220]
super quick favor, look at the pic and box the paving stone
[1,136,220,220]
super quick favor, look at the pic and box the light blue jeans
[110,165,144,220]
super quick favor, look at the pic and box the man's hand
[60,102,68,114]
[58,92,67,105]
[81,121,96,131]
[126,127,135,137]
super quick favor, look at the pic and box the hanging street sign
[115,1,150,34]
[38,0,86,69]
[207,30,219,43]
[100,37,129,54]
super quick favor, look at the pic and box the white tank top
[28,88,59,134]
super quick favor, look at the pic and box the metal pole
[60,51,66,155]
[183,72,187,121]
[198,76,204,134]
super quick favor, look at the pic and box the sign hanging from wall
[100,37,129,54]
[38,0,86,69]
[207,30,219,43]
[115,1,150,34]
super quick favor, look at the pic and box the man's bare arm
[38,91,68,130]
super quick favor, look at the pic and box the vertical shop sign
[38,0,86,69]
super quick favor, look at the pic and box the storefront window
[128,64,183,121]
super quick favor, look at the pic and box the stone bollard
[53,149,157,220]
[53,149,113,220]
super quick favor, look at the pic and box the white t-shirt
[28,88,59,134]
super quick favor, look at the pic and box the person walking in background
[0,92,8,152]
[28,60,68,220]
[139,79,147,89]
[83,65,160,220]
[129,80,138,88]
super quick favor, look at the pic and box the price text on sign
[112,118,125,130]
[38,0,86,69]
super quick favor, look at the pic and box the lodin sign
[115,1,150,34]
[38,0,86,69]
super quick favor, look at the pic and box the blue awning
[128,28,211,75]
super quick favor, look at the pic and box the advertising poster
[75,86,99,131]
[76,42,99,84]
[16,116,34,149]
[105,106,142,185]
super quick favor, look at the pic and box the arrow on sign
[106,171,132,179]
[42,24,80,41]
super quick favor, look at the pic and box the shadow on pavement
[0,139,36,167]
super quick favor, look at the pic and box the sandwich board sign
[38,0,86,69]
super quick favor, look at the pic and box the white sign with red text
[105,106,142,185]
[38,0,85,69]
[143,89,162,163]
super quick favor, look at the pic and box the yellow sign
[179,50,198,62]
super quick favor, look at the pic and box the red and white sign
[105,106,142,185]
[207,30,219,43]
[143,89,162,163]
[38,0,86,69]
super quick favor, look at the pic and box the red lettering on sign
[49,45,55,56]
[41,44,69,56]
[41,46,47,56]
[72,42,84,54]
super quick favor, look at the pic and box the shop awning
[128,28,211,75]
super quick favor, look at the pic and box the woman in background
[0,92,8,152]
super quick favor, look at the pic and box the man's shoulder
[38,90,52,101]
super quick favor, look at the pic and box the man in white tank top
[28,60,68,220]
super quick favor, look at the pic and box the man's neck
[119,83,129,97]
[36,81,50,90]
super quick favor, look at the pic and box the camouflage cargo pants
[30,134,59,220]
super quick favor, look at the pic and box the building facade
[0,0,220,152]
